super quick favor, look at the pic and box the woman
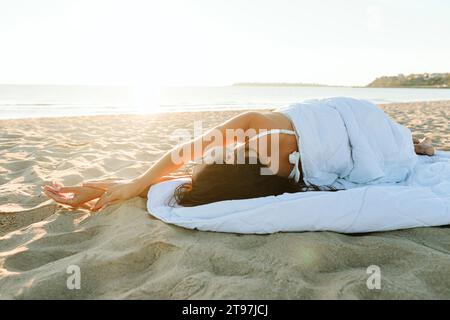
[43,99,436,210]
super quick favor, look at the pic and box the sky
[1,0,450,87]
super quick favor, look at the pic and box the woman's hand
[44,175,186,212]
[42,181,105,208]
[82,179,146,211]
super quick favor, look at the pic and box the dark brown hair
[172,150,335,207]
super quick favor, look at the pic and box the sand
[1,101,450,299]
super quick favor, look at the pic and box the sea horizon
[2,83,450,120]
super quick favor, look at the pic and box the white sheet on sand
[147,98,450,234]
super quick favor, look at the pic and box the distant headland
[367,73,450,88]
[232,73,450,89]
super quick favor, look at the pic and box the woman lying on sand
[43,98,436,211]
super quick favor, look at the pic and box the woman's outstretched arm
[84,111,259,210]
[43,175,191,209]
[135,111,261,186]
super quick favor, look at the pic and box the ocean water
[1,84,450,119]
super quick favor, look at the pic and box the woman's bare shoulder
[246,110,294,131]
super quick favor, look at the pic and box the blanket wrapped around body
[276,97,418,188]
[147,97,450,234]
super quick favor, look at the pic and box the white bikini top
[193,128,302,182]
[247,129,301,183]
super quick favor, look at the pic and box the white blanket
[147,98,450,234]
[277,97,418,188]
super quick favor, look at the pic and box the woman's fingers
[91,188,125,211]
[108,199,121,206]
[91,191,115,211]
[57,186,80,193]
[43,184,64,195]
[44,179,127,211]
[43,189,75,206]
[44,184,79,194]
[52,181,60,190]
[101,199,121,210]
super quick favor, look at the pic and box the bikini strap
[247,129,302,183]
[248,129,296,141]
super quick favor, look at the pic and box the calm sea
[1,84,450,119]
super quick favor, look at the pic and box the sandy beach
[1,100,450,299]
